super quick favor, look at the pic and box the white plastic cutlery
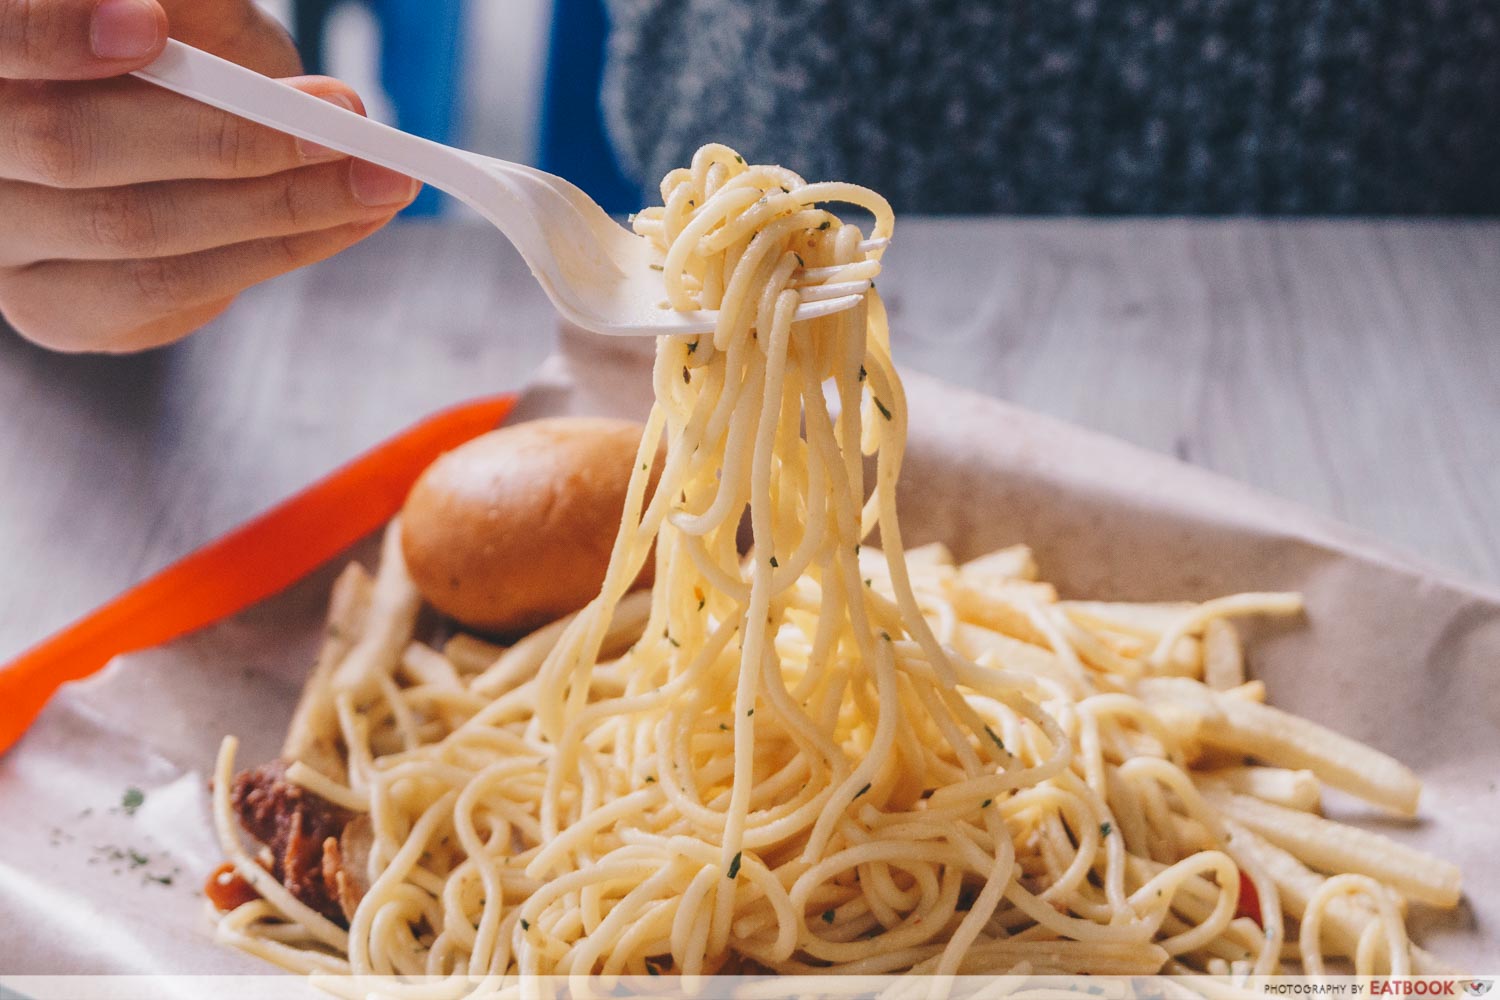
[131,40,886,337]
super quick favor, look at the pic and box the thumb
[0,0,168,80]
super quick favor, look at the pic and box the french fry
[1148,592,1304,667]
[1209,792,1461,908]
[1224,680,1266,702]
[902,541,956,569]
[951,622,1068,681]
[1221,819,1378,958]
[1140,677,1421,815]
[958,543,1038,583]
[947,579,1058,646]
[1170,814,1215,853]
[400,642,463,689]
[281,562,372,783]
[1157,635,1203,678]
[331,520,424,701]
[952,939,1169,975]
[443,633,508,674]
[1089,627,1149,659]
[1062,601,1195,640]
[1197,766,1321,812]
[1410,944,1459,975]
[1203,619,1245,690]
[1057,613,1142,677]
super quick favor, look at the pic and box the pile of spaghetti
[212,145,1460,987]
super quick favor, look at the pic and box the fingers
[158,0,303,77]
[0,159,421,265]
[0,75,370,187]
[111,293,236,352]
[1,216,396,352]
[0,0,168,79]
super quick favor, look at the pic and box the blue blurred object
[292,0,464,216]
[292,0,641,216]
[539,0,643,215]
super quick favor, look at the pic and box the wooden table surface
[1,218,1496,661]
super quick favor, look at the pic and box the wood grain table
[1,218,1496,663]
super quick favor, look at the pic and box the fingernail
[297,93,358,162]
[90,0,162,60]
[350,159,418,208]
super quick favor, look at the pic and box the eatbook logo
[1464,982,1494,997]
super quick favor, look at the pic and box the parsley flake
[121,788,145,815]
[1099,822,1113,838]
[873,397,892,421]
[822,909,836,923]
[855,783,872,799]
[984,726,1006,751]
[727,852,743,879]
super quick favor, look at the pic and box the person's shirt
[601,0,1499,214]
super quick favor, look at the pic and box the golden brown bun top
[401,417,657,635]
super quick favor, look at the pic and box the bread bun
[401,418,659,634]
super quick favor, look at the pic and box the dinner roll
[401,418,659,633]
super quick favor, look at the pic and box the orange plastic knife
[0,393,517,757]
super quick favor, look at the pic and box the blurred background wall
[256,0,554,202]
[250,0,1497,218]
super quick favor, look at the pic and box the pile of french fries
[854,541,1460,972]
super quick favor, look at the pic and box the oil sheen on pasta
[212,144,1459,985]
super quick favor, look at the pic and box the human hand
[0,0,421,352]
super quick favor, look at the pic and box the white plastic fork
[131,40,886,338]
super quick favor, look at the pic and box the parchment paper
[2,328,1496,977]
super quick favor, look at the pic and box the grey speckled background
[603,0,1500,214]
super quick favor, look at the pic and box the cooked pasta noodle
[211,145,1460,989]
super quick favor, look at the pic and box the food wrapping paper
[2,329,1496,980]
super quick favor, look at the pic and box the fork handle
[132,40,498,205]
